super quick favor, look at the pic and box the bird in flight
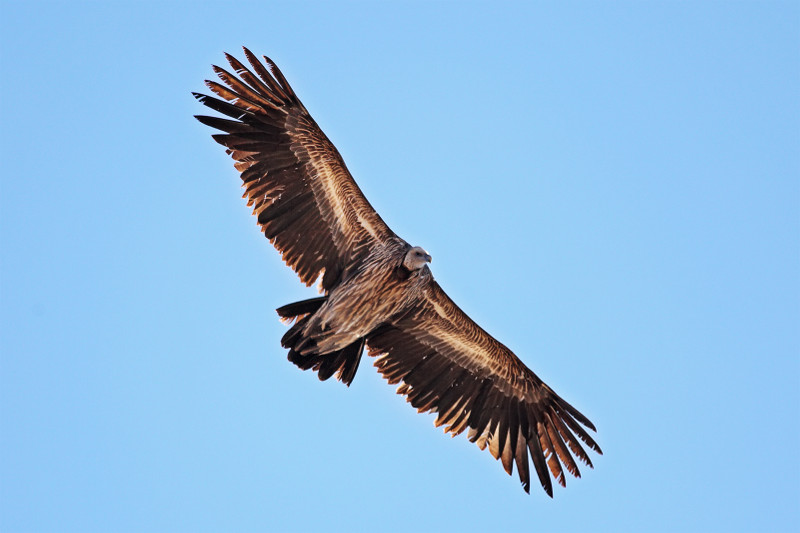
[194,48,602,496]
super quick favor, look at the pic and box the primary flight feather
[194,48,602,496]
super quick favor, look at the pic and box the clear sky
[1,1,798,532]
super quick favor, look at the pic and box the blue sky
[1,1,798,532]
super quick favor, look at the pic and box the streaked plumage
[194,48,602,496]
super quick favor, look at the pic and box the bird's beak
[425,254,432,263]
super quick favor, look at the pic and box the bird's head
[403,246,432,271]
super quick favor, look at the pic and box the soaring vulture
[194,48,602,496]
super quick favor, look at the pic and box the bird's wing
[367,281,602,496]
[194,49,397,291]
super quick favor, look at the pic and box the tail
[276,297,365,387]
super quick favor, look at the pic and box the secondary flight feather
[194,48,602,496]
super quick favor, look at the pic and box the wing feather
[367,281,601,496]
[195,49,396,291]
[434,370,469,427]
[242,49,291,101]
[514,404,532,492]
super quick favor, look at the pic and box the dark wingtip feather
[561,399,597,432]
[594,444,604,456]
[579,416,597,433]
[261,55,301,105]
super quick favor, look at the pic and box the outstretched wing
[194,48,397,291]
[367,282,602,496]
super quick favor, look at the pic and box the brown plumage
[194,48,602,496]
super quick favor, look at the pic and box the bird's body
[195,49,602,496]
[289,241,430,357]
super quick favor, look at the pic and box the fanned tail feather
[277,296,327,323]
[276,298,365,386]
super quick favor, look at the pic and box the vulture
[194,48,602,496]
